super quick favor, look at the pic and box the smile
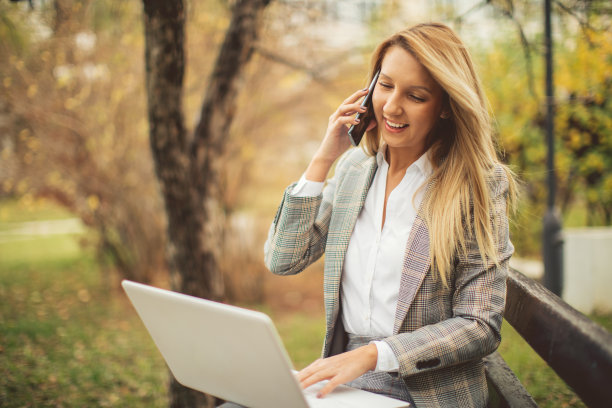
[384,118,409,130]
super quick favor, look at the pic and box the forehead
[380,46,440,91]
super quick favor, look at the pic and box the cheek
[417,106,440,126]
[372,92,384,118]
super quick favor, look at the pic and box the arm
[383,166,513,378]
[264,88,376,275]
[299,167,513,396]
[263,179,334,276]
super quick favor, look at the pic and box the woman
[264,22,516,408]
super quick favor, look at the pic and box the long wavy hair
[362,22,517,285]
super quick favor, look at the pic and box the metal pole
[542,0,563,296]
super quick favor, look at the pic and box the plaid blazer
[264,148,513,408]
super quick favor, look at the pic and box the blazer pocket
[416,358,441,370]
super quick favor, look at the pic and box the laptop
[122,280,409,408]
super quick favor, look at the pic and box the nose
[382,90,403,118]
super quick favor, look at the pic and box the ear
[366,119,378,132]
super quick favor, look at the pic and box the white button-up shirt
[292,146,433,371]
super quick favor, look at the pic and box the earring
[440,111,450,119]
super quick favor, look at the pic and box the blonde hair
[363,22,516,284]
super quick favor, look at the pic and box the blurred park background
[1,0,611,407]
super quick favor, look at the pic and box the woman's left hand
[296,344,378,398]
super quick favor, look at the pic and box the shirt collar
[376,144,433,178]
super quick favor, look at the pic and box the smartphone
[348,69,380,147]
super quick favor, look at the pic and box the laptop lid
[122,280,310,408]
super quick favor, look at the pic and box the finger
[296,360,319,382]
[342,88,369,105]
[330,115,361,131]
[298,362,338,390]
[317,377,343,398]
[301,374,328,390]
[337,103,367,118]
[299,366,334,390]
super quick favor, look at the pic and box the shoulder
[334,147,373,177]
[487,163,512,198]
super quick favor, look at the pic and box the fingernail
[354,118,360,123]
[360,106,367,111]
[317,392,323,398]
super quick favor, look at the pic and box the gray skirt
[344,333,414,404]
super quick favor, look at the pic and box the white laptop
[122,280,409,408]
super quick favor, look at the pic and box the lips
[384,118,409,131]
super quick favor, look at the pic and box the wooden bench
[485,268,612,407]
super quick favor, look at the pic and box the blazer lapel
[324,155,377,330]
[334,155,377,272]
[393,179,434,334]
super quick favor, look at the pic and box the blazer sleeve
[383,165,514,378]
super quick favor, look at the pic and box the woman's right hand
[304,88,373,182]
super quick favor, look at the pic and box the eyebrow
[380,73,433,94]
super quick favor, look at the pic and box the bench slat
[485,351,538,408]
[505,268,612,408]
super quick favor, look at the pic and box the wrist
[364,343,378,371]
[305,155,335,182]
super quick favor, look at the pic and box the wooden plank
[505,268,612,408]
[484,351,538,408]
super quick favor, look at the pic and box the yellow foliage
[568,129,582,150]
[583,153,605,173]
[64,97,79,110]
[56,51,66,66]
[20,193,33,208]
[85,137,97,152]
[111,88,124,105]
[2,180,13,193]
[240,143,255,161]
[27,84,38,98]
[87,195,100,212]
[26,137,40,152]
[19,129,30,141]
[46,171,62,186]
[603,176,612,201]
[3,77,12,88]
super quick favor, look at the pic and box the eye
[410,94,426,103]
[378,82,393,89]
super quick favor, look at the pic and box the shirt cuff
[290,174,324,197]
[372,341,400,372]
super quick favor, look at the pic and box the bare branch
[254,46,328,83]
[489,0,539,102]
[553,0,602,39]
[453,0,490,24]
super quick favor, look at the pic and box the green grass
[498,323,588,407]
[0,197,74,224]
[2,200,610,407]
[0,233,169,407]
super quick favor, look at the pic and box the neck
[385,145,425,174]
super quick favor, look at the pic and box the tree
[0,0,168,283]
[141,0,271,406]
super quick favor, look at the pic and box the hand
[296,344,378,398]
[305,89,378,182]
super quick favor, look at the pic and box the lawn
[1,199,609,407]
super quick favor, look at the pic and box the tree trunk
[142,0,271,406]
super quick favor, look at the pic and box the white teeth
[386,119,408,129]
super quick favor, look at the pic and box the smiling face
[372,46,446,159]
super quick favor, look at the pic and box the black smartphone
[348,69,380,147]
